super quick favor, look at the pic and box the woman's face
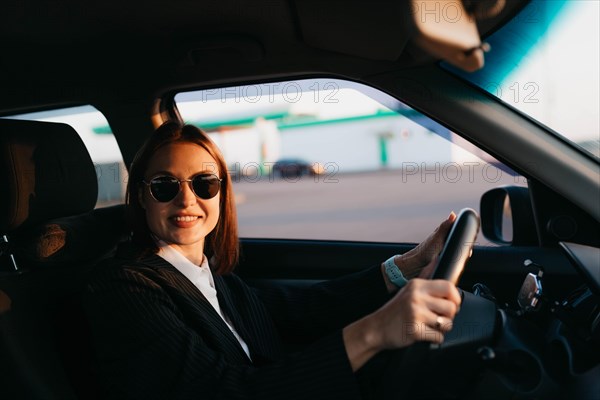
[140,142,221,259]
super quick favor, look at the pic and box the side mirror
[480,186,538,246]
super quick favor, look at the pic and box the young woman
[84,122,460,399]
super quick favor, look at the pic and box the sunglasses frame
[142,173,223,202]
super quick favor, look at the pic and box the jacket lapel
[129,249,252,364]
[213,275,284,365]
[213,275,255,349]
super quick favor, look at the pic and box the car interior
[1,0,599,399]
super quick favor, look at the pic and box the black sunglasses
[142,174,222,202]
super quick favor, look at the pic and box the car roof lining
[0,0,528,112]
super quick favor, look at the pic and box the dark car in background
[272,158,324,179]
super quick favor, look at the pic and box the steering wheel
[430,208,480,284]
[380,208,483,399]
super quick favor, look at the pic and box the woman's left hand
[382,212,456,292]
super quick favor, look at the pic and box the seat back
[0,119,127,399]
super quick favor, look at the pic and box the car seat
[0,119,127,399]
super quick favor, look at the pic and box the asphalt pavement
[233,165,525,245]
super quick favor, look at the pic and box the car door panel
[238,239,582,305]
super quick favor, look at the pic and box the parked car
[272,158,324,179]
[0,0,598,399]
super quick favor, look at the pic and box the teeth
[174,216,198,222]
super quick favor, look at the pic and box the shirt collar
[155,240,215,288]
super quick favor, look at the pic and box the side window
[175,79,526,245]
[2,106,127,207]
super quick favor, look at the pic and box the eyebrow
[150,170,176,176]
[147,170,218,178]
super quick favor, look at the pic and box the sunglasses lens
[192,175,221,199]
[150,177,180,202]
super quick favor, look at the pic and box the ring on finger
[435,315,444,330]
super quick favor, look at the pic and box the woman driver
[84,122,461,399]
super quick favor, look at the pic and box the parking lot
[234,164,525,244]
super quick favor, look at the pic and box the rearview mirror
[410,0,506,72]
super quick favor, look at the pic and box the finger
[422,215,455,262]
[418,256,437,279]
[447,211,457,223]
[429,314,454,333]
[424,296,459,318]
[434,212,456,240]
[424,280,463,305]
[413,311,451,344]
[417,213,456,259]
[417,308,454,333]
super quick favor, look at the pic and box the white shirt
[156,241,251,359]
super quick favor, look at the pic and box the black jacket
[84,243,389,400]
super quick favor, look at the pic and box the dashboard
[384,242,600,399]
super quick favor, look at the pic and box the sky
[500,0,599,143]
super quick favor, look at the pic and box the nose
[174,180,197,207]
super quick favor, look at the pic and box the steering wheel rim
[430,208,480,285]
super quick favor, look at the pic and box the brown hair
[126,121,239,274]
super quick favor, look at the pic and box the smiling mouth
[172,216,201,222]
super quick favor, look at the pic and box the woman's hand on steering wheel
[375,278,462,349]
[343,278,461,371]
[382,212,457,293]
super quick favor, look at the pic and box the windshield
[444,0,599,159]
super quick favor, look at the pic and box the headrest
[11,204,128,268]
[0,119,98,233]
